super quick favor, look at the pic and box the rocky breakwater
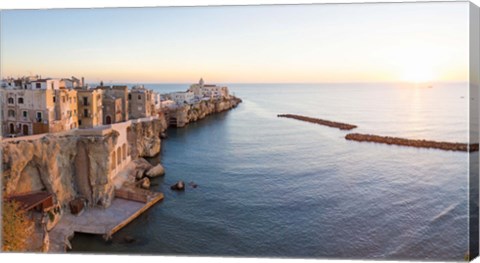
[169,96,242,127]
[345,133,479,152]
[277,114,357,130]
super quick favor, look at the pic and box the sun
[401,66,435,84]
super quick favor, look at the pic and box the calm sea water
[71,83,472,260]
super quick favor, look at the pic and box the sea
[70,83,474,261]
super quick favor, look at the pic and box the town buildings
[0,76,77,136]
[1,75,224,138]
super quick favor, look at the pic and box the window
[138,95,141,100]
[53,96,56,103]
[62,96,66,103]
[18,97,24,104]
[74,109,77,116]
[7,110,15,117]
[23,111,27,118]
[36,112,42,121]
[128,94,132,100]
[122,144,127,160]
[84,109,88,117]
[111,151,116,170]
[78,120,82,126]
[36,83,41,89]
[117,148,121,165]
[83,97,88,106]
[51,83,54,89]
[7,97,14,104]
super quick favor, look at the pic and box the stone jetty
[345,133,479,152]
[277,114,357,130]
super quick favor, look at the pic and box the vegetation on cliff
[2,199,34,251]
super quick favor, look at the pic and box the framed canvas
[0,0,479,262]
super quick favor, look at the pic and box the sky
[0,2,470,84]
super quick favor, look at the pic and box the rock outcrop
[128,118,166,158]
[145,164,165,178]
[2,135,79,207]
[1,118,165,212]
[167,96,241,127]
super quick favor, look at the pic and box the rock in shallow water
[123,235,135,243]
[170,180,185,191]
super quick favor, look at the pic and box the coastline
[1,95,242,252]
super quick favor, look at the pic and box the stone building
[0,77,79,136]
[96,85,129,122]
[76,88,103,129]
[103,96,123,125]
[128,85,154,119]
[52,88,79,132]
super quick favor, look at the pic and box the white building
[160,100,177,110]
[169,91,195,105]
[188,78,229,99]
[30,78,61,90]
[153,92,162,111]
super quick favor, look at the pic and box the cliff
[168,96,242,127]
[1,118,166,211]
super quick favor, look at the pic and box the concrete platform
[48,191,163,252]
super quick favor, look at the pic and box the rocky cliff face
[171,96,242,127]
[2,135,79,207]
[128,118,166,159]
[1,118,165,210]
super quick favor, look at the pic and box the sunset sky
[0,2,469,83]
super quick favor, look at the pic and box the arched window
[22,125,29,135]
[117,147,122,165]
[111,151,116,170]
[18,97,24,104]
[122,144,127,160]
[7,97,14,104]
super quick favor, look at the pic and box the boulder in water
[170,180,185,191]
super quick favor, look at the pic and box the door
[23,125,29,135]
[9,123,14,134]
[106,115,112,124]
